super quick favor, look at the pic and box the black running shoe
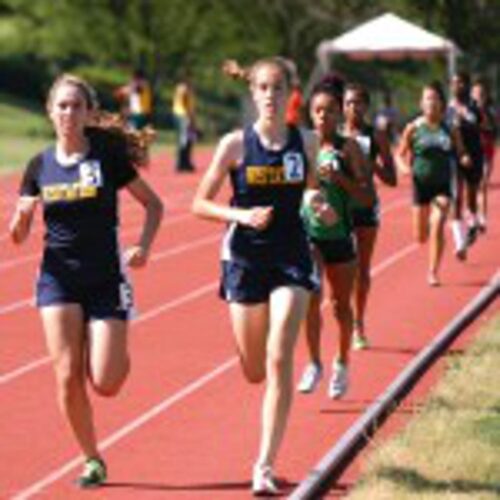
[466,225,479,247]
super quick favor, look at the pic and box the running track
[1,149,498,499]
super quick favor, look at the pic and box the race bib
[283,151,305,182]
[118,281,134,311]
[79,161,103,188]
[317,149,340,172]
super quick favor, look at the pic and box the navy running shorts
[36,271,134,321]
[219,259,316,304]
[310,236,357,265]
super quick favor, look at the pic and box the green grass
[0,93,217,175]
[0,93,52,173]
[347,314,500,500]
[0,136,52,174]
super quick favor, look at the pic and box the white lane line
[372,242,418,274]
[0,238,417,386]
[0,193,407,265]
[0,184,197,243]
[0,357,51,385]
[11,357,239,500]
[8,242,418,498]
[0,232,219,312]
[0,209,196,263]
[0,298,33,315]
[0,280,219,385]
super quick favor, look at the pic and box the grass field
[347,314,500,500]
[0,94,214,175]
[0,94,52,173]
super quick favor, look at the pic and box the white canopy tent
[316,12,459,81]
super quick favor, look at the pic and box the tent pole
[448,48,457,81]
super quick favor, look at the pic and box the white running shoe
[252,464,280,496]
[297,362,323,393]
[427,272,440,287]
[328,361,349,399]
[352,333,370,350]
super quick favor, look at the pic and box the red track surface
[1,149,498,499]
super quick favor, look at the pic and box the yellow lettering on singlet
[246,165,287,185]
[79,186,98,198]
[42,185,65,201]
[42,182,98,202]
[63,183,79,200]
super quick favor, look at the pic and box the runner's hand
[238,206,273,230]
[317,162,334,181]
[460,154,472,168]
[304,190,337,226]
[9,197,37,244]
[124,245,148,268]
[314,202,337,226]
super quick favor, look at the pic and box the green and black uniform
[350,124,380,227]
[302,135,356,265]
[446,101,483,186]
[411,120,454,205]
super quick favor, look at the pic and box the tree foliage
[0,0,497,131]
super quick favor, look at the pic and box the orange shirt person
[285,83,304,126]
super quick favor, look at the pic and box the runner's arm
[373,129,397,186]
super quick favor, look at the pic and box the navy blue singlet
[20,130,137,286]
[222,125,311,266]
[446,100,483,164]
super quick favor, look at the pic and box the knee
[333,300,353,323]
[242,365,266,384]
[91,375,127,397]
[266,350,289,383]
[90,361,130,397]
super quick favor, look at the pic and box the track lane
[1,153,498,498]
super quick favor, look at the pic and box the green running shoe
[76,457,107,488]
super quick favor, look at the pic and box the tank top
[302,134,352,241]
[20,130,137,285]
[412,120,453,185]
[446,100,483,164]
[349,124,379,209]
[221,125,310,266]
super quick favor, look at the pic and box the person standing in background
[375,92,400,144]
[172,76,197,172]
[285,62,304,127]
[115,69,153,131]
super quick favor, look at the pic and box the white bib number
[283,152,305,182]
[79,161,103,188]
[118,282,134,311]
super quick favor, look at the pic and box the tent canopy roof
[317,12,458,61]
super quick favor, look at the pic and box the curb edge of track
[289,269,500,500]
